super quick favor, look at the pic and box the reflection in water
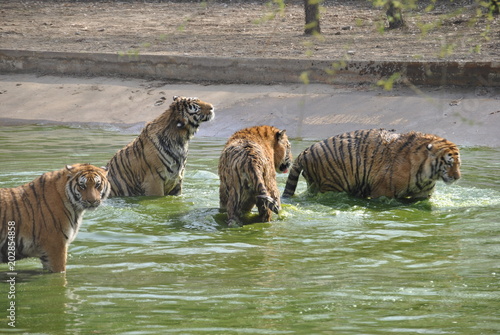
[0,126,499,334]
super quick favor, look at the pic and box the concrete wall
[0,49,499,86]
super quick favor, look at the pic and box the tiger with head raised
[107,96,215,197]
[283,128,461,200]
[218,125,293,227]
[0,164,110,272]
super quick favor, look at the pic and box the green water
[1,126,499,334]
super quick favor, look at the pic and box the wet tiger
[283,128,461,200]
[107,96,215,197]
[0,164,110,272]
[218,125,292,227]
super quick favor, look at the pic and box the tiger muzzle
[82,199,102,209]
[202,108,215,122]
[279,161,291,173]
[443,166,461,184]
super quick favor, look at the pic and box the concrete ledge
[1,49,499,86]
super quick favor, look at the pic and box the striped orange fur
[107,96,215,197]
[283,129,461,200]
[0,164,110,272]
[218,125,292,227]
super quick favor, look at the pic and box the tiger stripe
[0,164,110,272]
[107,96,215,197]
[283,129,461,200]
[218,125,292,227]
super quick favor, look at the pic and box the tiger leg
[255,176,280,222]
[226,187,243,228]
[167,168,185,196]
[219,175,241,227]
[256,196,276,222]
[41,243,68,273]
[219,183,229,211]
[142,174,165,196]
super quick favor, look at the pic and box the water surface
[1,126,499,334]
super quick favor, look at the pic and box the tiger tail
[282,151,304,198]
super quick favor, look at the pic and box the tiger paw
[256,195,280,214]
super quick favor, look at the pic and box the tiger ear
[173,96,179,101]
[427,144,433,150]
[100,166,109,176]
[65,165,75,177]
[276,129,286,140]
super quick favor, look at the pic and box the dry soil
[1,0,499,62]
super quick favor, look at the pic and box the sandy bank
[0,74,499,147]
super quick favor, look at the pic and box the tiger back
[107,96,215,197]
[218,125,292,227]
[0,164,110,272]
[283,128,461,200]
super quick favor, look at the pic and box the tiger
[107,96,215,197]
[0,164,110,272]
[283,128,461,200]
[218,125,293,227]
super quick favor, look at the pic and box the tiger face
[274,130,293,173]
[436,145,461,184]
[173,96,215,132]
[65,164,110,210]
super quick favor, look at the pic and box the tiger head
[274,129,293,174]
[427,141,461,184]
[172,96,215,136]
[65,164,110,211]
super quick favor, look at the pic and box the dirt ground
[0,0,498,62]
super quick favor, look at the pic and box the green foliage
[324,60,347,78]
[471,44,482,54]
[377,73,401,91]
[304,21,320,31]
[300,71,310,85]
[118,49,140,60]
[255,0,286,24]
[480,23,492,41]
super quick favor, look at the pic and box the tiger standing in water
[0,164,110,272]
[283,128,461,200]
[107,96,215,197]
[219,125,292,227]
